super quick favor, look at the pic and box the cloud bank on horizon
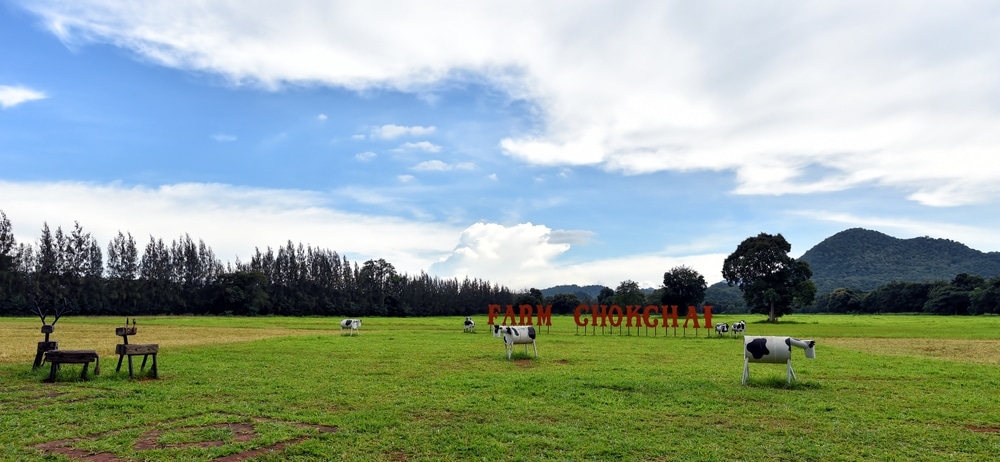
[2,1,1000,290]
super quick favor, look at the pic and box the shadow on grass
[743,376,823,390]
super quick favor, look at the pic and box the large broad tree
[660,265,707,308]
[722,233,816,322]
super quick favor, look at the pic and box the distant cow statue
[464,317,475,333]
[742,336,816,385]
[340,319,362,336]
[731,320,746,337]
[492,324,537,360]
[714,322,729,337]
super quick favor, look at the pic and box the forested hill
[799,228,1000,294]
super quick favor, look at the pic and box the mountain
[798,228,1000,294]
[540,284,654,301]
[540,284,607,301]
[544,228,1000,310]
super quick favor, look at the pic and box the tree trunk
[768,301,777,323]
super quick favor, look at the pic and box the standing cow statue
[714,322,729,337]
[731,320,746,337]
[492,324,537,360]
[340,319,362,336]
[742,336,816,385]
[464,317,476,333]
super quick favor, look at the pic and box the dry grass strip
[0,321,316,365]
[825,337,1000,365]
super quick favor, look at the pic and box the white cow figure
[492,324,537,360]
[464,317,476,333]
[742,336,815,385]
[714,322,729,337]
[340,319,362,336]
[731,320,746,337]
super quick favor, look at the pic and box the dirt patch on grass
[966,425,1000,434]
[34,413,338,461]
[826,338,1000,365]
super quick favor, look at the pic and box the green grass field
[1,314,999,461]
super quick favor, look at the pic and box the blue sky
[2,1,999,290]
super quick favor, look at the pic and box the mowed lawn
[1,314,999,461]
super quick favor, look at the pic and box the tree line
[805,272,1000,315]
[0,210,516,317]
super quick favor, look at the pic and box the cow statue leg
[742,357,750,385]
[786,359,797,384]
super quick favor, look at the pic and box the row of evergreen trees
[0,211,517,317]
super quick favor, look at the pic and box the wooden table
[43,350,100,382]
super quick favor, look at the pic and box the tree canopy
[660,265,707,308]
[722,232,815,322]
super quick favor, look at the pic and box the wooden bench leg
[46,362,57,383]
[128,355,135,379]
[151,354,158,379]
[80,363,90,380]
[116,354,125,373]
[140,354,149,371]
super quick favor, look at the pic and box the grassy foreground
[1,314,999,461]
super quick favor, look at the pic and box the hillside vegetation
[799,228,1000,294]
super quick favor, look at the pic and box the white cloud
[397,175,415,183]
[430,222,725,289]
[0,85,46,108]
[0,180,730,289]
[412,160,476,172]
[317,113,327,121]
[372,124,436,139]
[355,151,377,161]
[211,133,237,142]
[487,173,498,181]
[17,1,1000,207]
[0,180,458,275]
[397,141,441,153]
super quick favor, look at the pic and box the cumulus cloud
[317,113,327,121]
[355,151,377,161]
[430,222,724,289]
[372,124,435,139]
[211,133,237,142]
[16,1,1000,208]
[0,85,46,108]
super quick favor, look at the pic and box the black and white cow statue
[464,317,475,333]
[492,324,537,360]
[714,322,729,337]
[340,319,362,336]
[742,336,816,385]
[731,320,746,337]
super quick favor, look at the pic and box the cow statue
[731,320,746,337]
[492,324,537,360]
[464,317,476,333]
[340,319,362,336]
[742,336,816,385]
[714,322,729,337]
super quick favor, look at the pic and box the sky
[2,1,1000,291]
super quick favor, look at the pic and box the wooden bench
[116,343,159,379]
[43,350,100,382]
